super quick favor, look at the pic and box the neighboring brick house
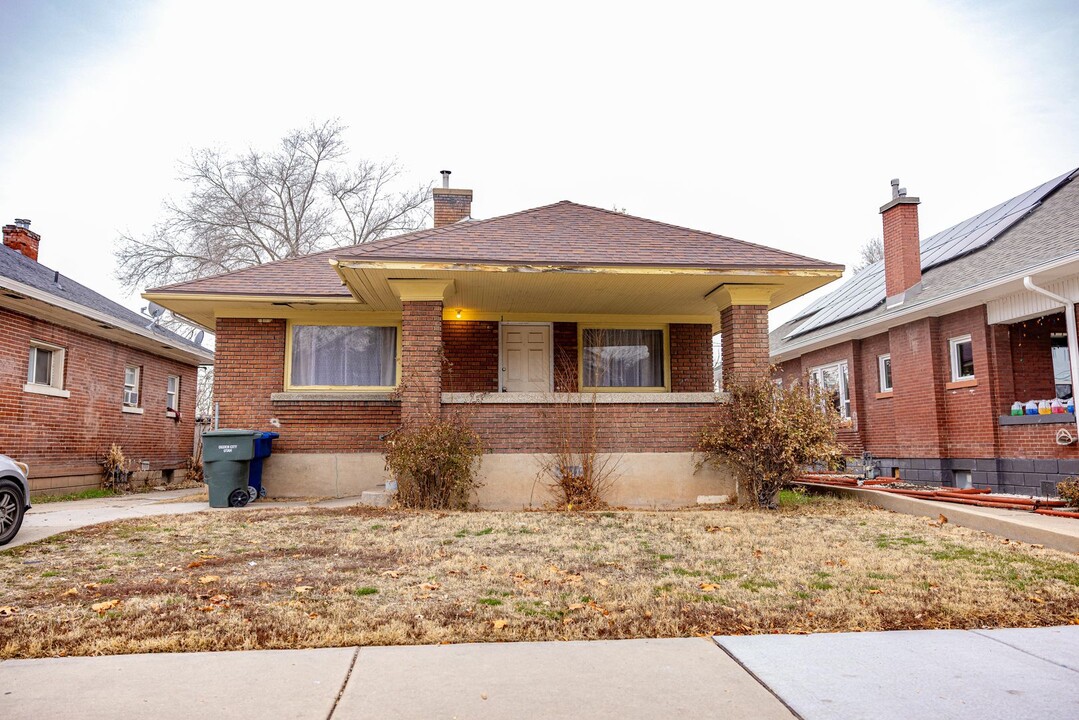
[0,220,213,494]
[146,173,842,508]
[771,169,1079,496]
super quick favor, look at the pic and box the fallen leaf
[294,586,315,594]
[187,560,205,569]
[699,582,720,592]
[61,587,79,597]
[567,603,586,611]
[198,575,220,585]
[0,606,18,616]
[866,589,883,595]
[422,582,442,591]
[381,570,401,578]
[308,613,320,619]
[752,549,763,559]
[83,582,100,590]
[939,514,948,525]
[1027,596,1045,604]
[209,594,230,604]
[492,619,508,629]
[706,526,733,533]
[91,599,120,613]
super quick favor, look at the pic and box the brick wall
[881,200,921,297]
[443,320,498,393]
[858,332,897,457]
[670,323,715,391]
[0,305,198,481]
[939,306,999,458]
[432,188,472,227]
[213,317,401,453]
[720,304,769,385]
[463,402,718,453]
[791,341,863,455]
[400,301,443,423]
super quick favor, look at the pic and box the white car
[0,454,30,546]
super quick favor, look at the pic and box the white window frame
[878,354,892,393]
[949,335,975,382]
[122,365,143,413]
[23,341,70,398]
[166,375,180,416]
[809,360,851,420]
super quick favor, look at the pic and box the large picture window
[810,361,851,420]
[581,328,666,390]
[290,325,398,388]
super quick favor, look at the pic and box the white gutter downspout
[1023,276,1079,441]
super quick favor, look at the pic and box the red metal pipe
[1034,508,1079,519]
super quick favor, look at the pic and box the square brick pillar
[390,280,454,424]
[711,284,776,388]
[889,318,946,458]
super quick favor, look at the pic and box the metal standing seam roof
[0,244,208,354]
[783,169,1078,339]
[148,200,842,297]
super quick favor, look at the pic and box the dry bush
[1058,477,1079,508]
[384,413,484,510]
[100,444,132,492]
[537,351,618,510]
[699,372,842,509]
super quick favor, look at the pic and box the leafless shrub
[100,444,132,492]
[698,371,842,509]
[1057,477,1079,508]
[384,410,484,510]
[537,351,619,510]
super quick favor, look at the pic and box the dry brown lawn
[1,492,1077,658]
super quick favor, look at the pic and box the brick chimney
[879,179,921,304]
[3,219,40,262]
[433,170,472,228]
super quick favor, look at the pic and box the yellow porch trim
[387,279,455,302]
[706,283,781,309]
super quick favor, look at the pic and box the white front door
[501,324,552,392]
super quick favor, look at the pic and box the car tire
[0,479,27,546]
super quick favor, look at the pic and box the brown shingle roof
[149,201,840,296]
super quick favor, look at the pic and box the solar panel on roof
[783,169,1076,339]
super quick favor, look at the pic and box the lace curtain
[581,328,664,387]
[290,325,397,387]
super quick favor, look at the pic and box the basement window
[949,335,975,381]
[23,341,70,398]
[809,361,851,420]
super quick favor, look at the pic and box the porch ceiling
[332,261,840,322]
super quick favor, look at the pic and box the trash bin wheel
[228,489,250,508]
[258,486,268,498]
[247,486,258,503]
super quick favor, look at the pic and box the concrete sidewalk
[1,627,1076,719]
[10,490,366,549]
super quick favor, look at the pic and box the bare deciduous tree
[115,119,431,290]
[853,236,884,272]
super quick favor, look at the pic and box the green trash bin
[202,430,262,508]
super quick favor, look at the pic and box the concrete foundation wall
[260,451,735,508]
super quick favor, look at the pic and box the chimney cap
[13,218,31,229]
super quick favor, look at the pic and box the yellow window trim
[577,323,672,393]
[284,319,403,392]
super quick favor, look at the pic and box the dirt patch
[1,494,1077,658]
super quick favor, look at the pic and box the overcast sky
[2,0,1077,330]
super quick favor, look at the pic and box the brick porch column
[710,285,776,387]
[390,280,455,425]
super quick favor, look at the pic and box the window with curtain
[290,325,398,388]
[581,328,665,388]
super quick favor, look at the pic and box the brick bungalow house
[1,220,212,494]
[771,169,1079,496]
[145,174,842,507]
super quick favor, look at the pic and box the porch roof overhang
[330,259,841,330]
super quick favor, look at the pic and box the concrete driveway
[7,489,352,549]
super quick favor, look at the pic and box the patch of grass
[1,501,1076,659]
[370,524,385,531]
[41,571,60,578]
[32,488,119,504]
[778,489,815,507]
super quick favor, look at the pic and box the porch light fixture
[455,309,462,319]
